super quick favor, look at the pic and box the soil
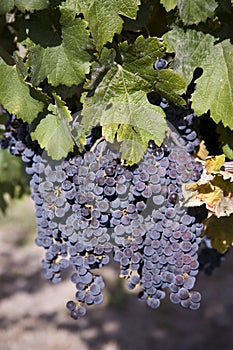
[0,198,233,350]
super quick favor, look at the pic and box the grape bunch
[112,141,203,310]
[0,110,205,319]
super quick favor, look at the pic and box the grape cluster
[163,105,200,154]
[0,112,41,156]
[147,92,200,155]
[112,141,203,310]
[0,111,205,319]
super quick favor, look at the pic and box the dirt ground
[0,198,233,350]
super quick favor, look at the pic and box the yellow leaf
[197,186,222,208]
[205,154,225,174]
[196,140,209,160]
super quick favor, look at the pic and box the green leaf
[81,38,172,164]
[59,0,81,14]
[118,36,165,83]
[164,27,213,84]
[84,47,117,91]
[29,15,93,87]
[0,149,30,213]
[192,39,233,129]
[89,36,185,103]
[177,0,218,25]
[153,70,186,106]
[81,37,167,121]
[119,37,186,105]
[164,28,233,129]
[0,149,24,184]
[102,91,167,164]
[160,0,177,12]
[0,0,14,14]
[15,0,49,12]
[75,0,141,50]
[0,58,44,123]
[203,214,233,253]
[31,94,74,160]
[217,123,233,160]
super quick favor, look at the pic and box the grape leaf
[29,14,93,87]
[160,0,177,12]
[0,150,30,213]
[164,28,233,130]
[82,35,185,112]
[101,91,167,164]
[81,37,166,120]
[15,0,49,12]
[183,165,233,218]
[0,0,49,14]
[196,140,209,160]
[81,63,167,164]
[203,214,233,254]
[153,70,186,106]
[217,123,233,160]
[118,36,165,82]
[0,58,44,123]
[74,0,141,50]
[0,0,14,14]
[192,39,233,129]
[59,0,80,14]
[0,150,25,184]
[205,155,225,173]
[80,37,187,163]
[31,94,74,160]
[177,0,218,25]
[163,28,214,85]
[183,181,233,218]
[119,36,186,106]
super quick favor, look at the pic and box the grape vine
[0,0,233,320]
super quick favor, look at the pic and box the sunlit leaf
[160,0,177,12]
[0,58,44,123]
[15,0,49,12]
[74,0,141,50]
[29,15,93,87]
[31,94,74,159]
[177,0,218,25]
[183,172,233,217]
[205,155,225,174]
[81,37,176,164]
[164,28,233,130]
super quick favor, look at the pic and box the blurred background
[0,196,233,350]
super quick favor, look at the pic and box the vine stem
[90,136,107,160]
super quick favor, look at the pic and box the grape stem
[166,128,184,149]
[90,136,106,159]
